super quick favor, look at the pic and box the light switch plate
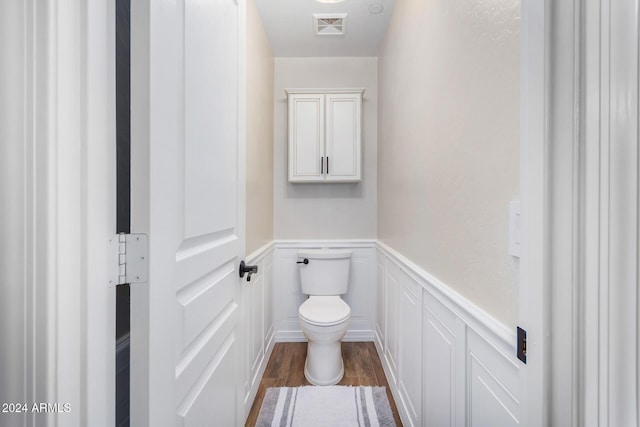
[509,200,521,257]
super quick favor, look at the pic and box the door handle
[239,260,258,282]
[296,258,309,265]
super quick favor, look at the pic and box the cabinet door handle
[326,157,329,174]
[321,156,324,174]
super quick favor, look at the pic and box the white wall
[377,0,520,326]
[273,57,377,240]
[246,0,274,254]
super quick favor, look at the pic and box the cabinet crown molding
[285,88,366,96]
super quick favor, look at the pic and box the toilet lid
[299,296,351,326]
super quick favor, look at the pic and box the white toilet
[297,249,352,386]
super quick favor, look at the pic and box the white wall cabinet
[286,89,363,183]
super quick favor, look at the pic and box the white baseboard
[275,329,375,343]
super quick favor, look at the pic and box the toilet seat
[298,296,350,326]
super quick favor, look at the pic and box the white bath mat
[255,386,396,427]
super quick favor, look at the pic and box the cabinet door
[288,94,325,182]
[325,93,361,182]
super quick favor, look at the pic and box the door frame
[519,0,552,423]
[519,0,582,424]
[522,0,640,425]
[581,0,639,425]
[4,0,117,425]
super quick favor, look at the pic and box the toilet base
[303,338,345,386]
[304,357,344,386]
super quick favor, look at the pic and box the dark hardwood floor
[245,342,402,426]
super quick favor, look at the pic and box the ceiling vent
[313,14,347,36]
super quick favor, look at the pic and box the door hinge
[109,233,148,286]
[517,326,527,364]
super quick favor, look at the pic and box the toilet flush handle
[296,258,309,265]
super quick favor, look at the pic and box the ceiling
[254,0,395,57]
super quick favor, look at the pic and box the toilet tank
[298,249,352,295]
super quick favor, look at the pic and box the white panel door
[130,0,246,426]
[325,93,361,182]
[288,94,324,182]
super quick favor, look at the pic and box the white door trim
[519,0,550,424]
[524,0,640,424]
[57,0,117,424]
[1,0,116,425]
[581,0,640,425]
[546,1,582,425]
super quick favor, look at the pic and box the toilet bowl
[297,249,352,386]
[299,296,350,385]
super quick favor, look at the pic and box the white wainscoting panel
[375,249,386,352]
[397,270,423,426]
[384,261,400,384]
[242,242,276,419]
[375,241,520,427]
[422,290,466,427]
[273,240,376,342]
[468,328,520,427]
